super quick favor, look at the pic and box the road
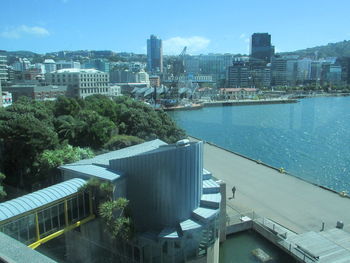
[201,141,350,234]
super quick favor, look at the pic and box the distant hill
[280,40,350,58]
[5,50,38,57]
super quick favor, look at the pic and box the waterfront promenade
[197,139,350,234]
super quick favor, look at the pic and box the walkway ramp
[0,178,95,249]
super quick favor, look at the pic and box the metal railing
[224,204,320,262]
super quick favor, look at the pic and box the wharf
[193,138,350,234]
[162,103,203,111]
[203,98,297,107]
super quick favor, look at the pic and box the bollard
[336,221,344,229]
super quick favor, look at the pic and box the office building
[149,75,161,87]
[147,35,163,73]
[46,68,110,98]
[44,59,57,73]
[227,61,251,88]
[2,91,12,107]
[336,57,350,84]
[310,61,322,82]
[83,59,110,72]
[3,84,67,102]
[135,70,150,84]
[12,58,31,72]
[328,65,342,85]
[271,57,287,86]
[109,69,136,83]
[0,53,8,107]
[250,33,275,62]
[296,58,312,82]
[56,60,81,70]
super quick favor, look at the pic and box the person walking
[232,186,236,199]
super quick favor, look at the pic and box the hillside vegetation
[280,40,350,58]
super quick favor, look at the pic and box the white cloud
[1,25,50,39]
[163,36,210,55]
[239,33,246,39]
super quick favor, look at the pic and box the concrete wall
[65,219,116,263]
[227,220,253,235]
[218,180,226,242]
[206,237,220,263]
[252,221,281,244]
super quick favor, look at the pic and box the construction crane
[166,46,187,104]
[153,47,187,107]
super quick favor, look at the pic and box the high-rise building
[227,61,251,88]
[0,52,8,107]
[227,58,270,89]
[147,35,163,73]
[336,57,350,85]
[271,57,287,86]
[250,33,275,62]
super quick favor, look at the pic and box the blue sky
[1,0,350,55]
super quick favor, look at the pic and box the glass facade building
[147,35,163,73]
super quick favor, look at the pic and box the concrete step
[158,227,181,240]
[192,206,219,223]
[179,218,203,234]
[200,193,221,209]
[202,179,220,194]
[203,169,212,180]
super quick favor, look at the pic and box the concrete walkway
[200,141,350,234]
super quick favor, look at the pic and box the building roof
[62,139,167,167]
[60,164,122,182]
[52,68,104,74]
[0,178,86,222]
[44,59,55,64]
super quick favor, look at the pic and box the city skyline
[1,0,350,55]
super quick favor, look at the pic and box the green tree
[36,144,94,183]
[114,96,185,143]
[85,95,118,122]
[54,96,82,117]
[99,198,133,240]
[55,115,86,144]
[0,111,59,189]
[104,135,144,151]
[75,110,117,149]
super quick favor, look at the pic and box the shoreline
[203,99,297,107]
[164,94,350,112]
[163,98,298,112]
[189,135,349,199]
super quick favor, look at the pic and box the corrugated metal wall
[110,142,203,232]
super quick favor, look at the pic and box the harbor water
[219,231,295,263]
[169,96,350,193]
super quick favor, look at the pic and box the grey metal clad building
[110,142,203,231]
[60,139,221,262]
